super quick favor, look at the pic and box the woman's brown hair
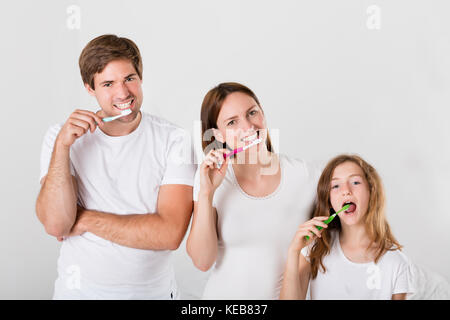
[309,154,402,279]
[79,34,143,89]
[200,82,273,153]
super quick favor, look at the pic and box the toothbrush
[304,204,350,241]
[223,138,263,159]
[102,109,132,122]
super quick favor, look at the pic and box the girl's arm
[392,293,407,300]
[280,249,311,299]
[280,216,329,299]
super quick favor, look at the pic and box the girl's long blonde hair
[309,154,402,279]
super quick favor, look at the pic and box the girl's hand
[199,149,230,196]
[289,216,330,253]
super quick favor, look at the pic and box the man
[36,34,195,299]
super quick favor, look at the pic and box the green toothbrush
[304,204,350,241]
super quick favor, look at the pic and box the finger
[307,225,323,238]
[75,109,104,127]
[68,123,87,137]
[69,119,91,132]
[71,112,98,132]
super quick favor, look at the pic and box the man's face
[86,59,143,123]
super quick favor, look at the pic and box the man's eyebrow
[99,80,114,86]
[99,74,137,86]
[331,174,363,181]
[223,105,258,123]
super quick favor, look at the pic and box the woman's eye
[227,120,235,126]
[331,185,339,189]
[249,110,258,116]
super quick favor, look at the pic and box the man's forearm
[36,142,77,237]
[78,209,183,250]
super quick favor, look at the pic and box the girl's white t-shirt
[193,153,321,299]
[301,230,415,299]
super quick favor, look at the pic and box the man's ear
[84,83,96,97]
[212,128,225,144]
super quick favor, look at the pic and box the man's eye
[126,77,134,82]
[103,83,112,87]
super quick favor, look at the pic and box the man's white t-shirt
[39,112,196,299]
[193,154,321,299]
[301,230,415,299]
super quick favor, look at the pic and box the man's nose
[115,82,130,100]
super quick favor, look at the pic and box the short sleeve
[301,241,315,263]
[39,124,75,183]
[161,128,197,186]
[393,253,416,295]
[193,167,201,202]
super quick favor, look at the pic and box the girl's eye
[352,181,361,185]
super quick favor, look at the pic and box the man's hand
[56,205,88,241]
[56,109,104,148]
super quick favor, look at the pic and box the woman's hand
[288,216,330,253]
[199,149,229,196]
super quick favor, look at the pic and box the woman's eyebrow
[223,105,257,123]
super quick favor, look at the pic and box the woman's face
[329,161,371,226]
[215,91,267,151]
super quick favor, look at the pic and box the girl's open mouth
[343,201,357,214]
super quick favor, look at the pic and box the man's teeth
[114,100,132,109]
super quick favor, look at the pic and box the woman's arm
[186,197,219,271]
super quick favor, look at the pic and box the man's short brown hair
[79,34,143,89]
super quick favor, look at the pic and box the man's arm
[36,143,78,238]
[74,184,193,250]
[36,109,104,238]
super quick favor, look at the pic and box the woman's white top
[193,153,320,299]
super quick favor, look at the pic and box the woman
[280,154,414,299]
[186,82,320,299]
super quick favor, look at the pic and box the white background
[1,0,449,299]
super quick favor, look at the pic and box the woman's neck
[231,151,279,182]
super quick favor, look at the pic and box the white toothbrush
[102,108,132,122]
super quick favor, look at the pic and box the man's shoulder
[142,112,184,132]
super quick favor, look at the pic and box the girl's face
[215,92,267,151]
[329,161,370,226]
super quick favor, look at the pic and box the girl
[280,154,415,299]
[186,82,320,299]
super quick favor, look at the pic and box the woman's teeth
[241,133,258,143]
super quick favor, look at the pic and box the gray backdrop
[1,0,449,299]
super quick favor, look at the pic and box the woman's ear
[213,128,225,143]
